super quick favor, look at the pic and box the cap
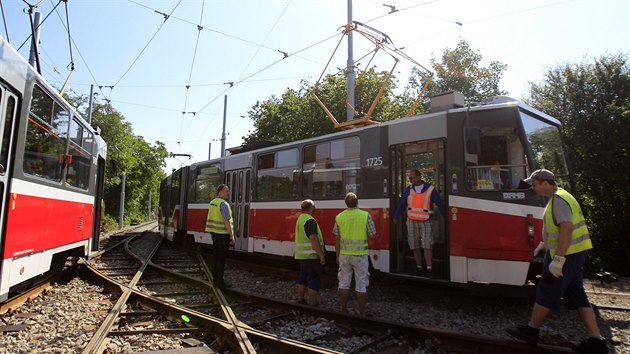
[523,169,555,185]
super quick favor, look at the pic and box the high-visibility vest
[545,187,592,257]
[205,197,233,234]
[407,185,434,221]
[294,213,324,260]
[335,208,369,256]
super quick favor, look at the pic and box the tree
[66,95,169,228]
[243,68,409,145]
[408,39,508,105]
[526,53,630,275]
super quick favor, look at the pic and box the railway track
[2,228,625,352]
[82,232,581,353]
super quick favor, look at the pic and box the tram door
[391,139,446,278]
[225,169,251,251]
[0,86,18,248]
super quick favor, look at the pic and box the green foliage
[68,96,169,227]
[526,53,630,275]
[243,68,411,145]
[408,39,508,105]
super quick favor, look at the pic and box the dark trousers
[211,233,230,286]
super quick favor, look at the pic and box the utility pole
[147,190,152,220]
[118,172,126,229]
[87,84,94,124]
[346,0,356,122]
[221,95,227,157]
[28,11,42,72]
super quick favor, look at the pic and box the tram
[0,36,107,301]
[159,90,571,287]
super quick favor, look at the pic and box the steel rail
[81,235,162,354]
[195,253,257,354]
[225,289,573,354]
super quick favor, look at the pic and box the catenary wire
[112,0,184,90]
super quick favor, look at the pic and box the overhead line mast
[346,0,356,123]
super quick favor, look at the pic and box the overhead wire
[188,0,293,149]
[16,0,60,51]
[1,0,10,42]
[112,0,184,92]
[178,0,206,151]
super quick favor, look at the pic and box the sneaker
[572,337,608,354]
[426,268,434,279]
[506,325,539,345]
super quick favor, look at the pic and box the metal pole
[208,142,212,160]
[87,84,94,124]
[118,172,126,229]
[28,12,42,68]
[346,0,356,122]
[221,95,227,157]
[147,190,152,220]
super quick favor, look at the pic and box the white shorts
[337,254,369,293]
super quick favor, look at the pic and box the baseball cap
[523,169,555,185]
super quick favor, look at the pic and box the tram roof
[188,97,561,171]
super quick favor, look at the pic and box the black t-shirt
[304,219,318,238]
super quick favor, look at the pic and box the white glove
[548,255,565,278]
[533,241,545,258]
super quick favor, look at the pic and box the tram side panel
[0,42,105,300]
[247,126,391,271]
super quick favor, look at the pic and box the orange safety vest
[407,185,434,221]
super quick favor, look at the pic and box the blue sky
[2,0,628,172]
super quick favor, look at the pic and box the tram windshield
[463,107,570,191]
[520,111,570,188]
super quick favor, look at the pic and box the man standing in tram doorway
[334,192,377,316]
[294,199,326,306]
[507,169,608,354]
[205,184,235,290]
[393,169,445,278]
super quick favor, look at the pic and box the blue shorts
[297,259,322,290]
[535,251,591,310]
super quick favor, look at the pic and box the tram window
[1,95,16,174]
[256,149,298,200]
[191,164,221,203]
[303,137,360,198]
[30,85,53,124]
[23,87,69,182]
[465,127,526,191]
[66,119,92,189]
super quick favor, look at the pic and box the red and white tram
[0,36,107,301]
[159,91,572,287]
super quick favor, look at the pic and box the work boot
[572,337,608,354]
[506,325,539,345]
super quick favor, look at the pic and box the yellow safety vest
[407,185,434,221]
[294,213,324,260]
[545,187,592,257]
[205,197,233,234]
[335,208,369,256]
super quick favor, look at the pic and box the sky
[2,0,629,173]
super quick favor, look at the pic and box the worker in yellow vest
[205,184,235,289]
[294,199,326,306]
[393,169,444,278]
[507,169,607,354]
[333,192,377,316]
